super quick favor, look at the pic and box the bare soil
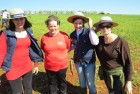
[0,63,140,94]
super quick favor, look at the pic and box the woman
[94,16,133,94]
[67,12,99,94]
[41,15,71,94]
[0,8,43,94]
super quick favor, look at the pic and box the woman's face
[73,19,84,30]
[99,23,112,36]
[47,20,59,35]
[12,17,25,29]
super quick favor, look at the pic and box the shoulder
[2,29,10,35]
[83,26,89,30]
[70,30,75,36]
[44,32,50,36]
[82,27,90,35]
[41,32,49,39]
[118,36,128,44]
[0,31,4,36]
[60,31,70,39]
[0,31,6,40]
[60,31,69,36]
[114,36,129,48]
[83,26,90,32]
[0,30,6,37]
[26,28,33,33]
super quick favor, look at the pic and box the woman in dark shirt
[94,16,133,94]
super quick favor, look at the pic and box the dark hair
[45,15,60,26]
[8,17,32,31]
[72,17,85,27]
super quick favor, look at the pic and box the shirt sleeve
[40,36,45,52]
[121,38,133,81]
[64,34,71,51]
[0,32,7,68]
[89,29,99,45]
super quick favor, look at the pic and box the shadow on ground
[0,73,12,94]
[32,72,48,94]
[32,72,82,94]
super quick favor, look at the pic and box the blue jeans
[75,62,96,94]
[2,19,9,27]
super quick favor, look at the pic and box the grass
[30,14,140,93]
[0,14,140,93]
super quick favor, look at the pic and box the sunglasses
[99,24,112,29]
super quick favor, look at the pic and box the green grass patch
[30,14,140,92]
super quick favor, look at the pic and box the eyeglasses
[99,24,112,29]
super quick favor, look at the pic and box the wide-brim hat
[10,8,26,19]
[67,12,89,23]
[93,16,118,28]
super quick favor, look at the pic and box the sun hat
[67,11,89,23]
[93,16,118,28]
[10,8,26,19]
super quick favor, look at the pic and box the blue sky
[0,0,140,14]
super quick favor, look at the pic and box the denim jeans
[2,19,9,27]
[9,71,32,94]
[75,62,96,94]
[46,68,67,94]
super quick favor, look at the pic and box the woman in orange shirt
[41,15,71,94]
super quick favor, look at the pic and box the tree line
[24,10,110,15]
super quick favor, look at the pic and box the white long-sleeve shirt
[89,29,99,45]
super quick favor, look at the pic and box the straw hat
[10,8,26,19]
[67,11,89,23]
[93,16,118,27]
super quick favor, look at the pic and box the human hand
[87,17,93,29]
[124,81,133,94]
[33,67,38,75]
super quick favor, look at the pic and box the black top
[95,36,133,81]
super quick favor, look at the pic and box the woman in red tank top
[0,8,43,94]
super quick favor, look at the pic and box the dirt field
[0,64,139,94]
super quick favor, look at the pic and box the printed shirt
[41,31,71,71]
